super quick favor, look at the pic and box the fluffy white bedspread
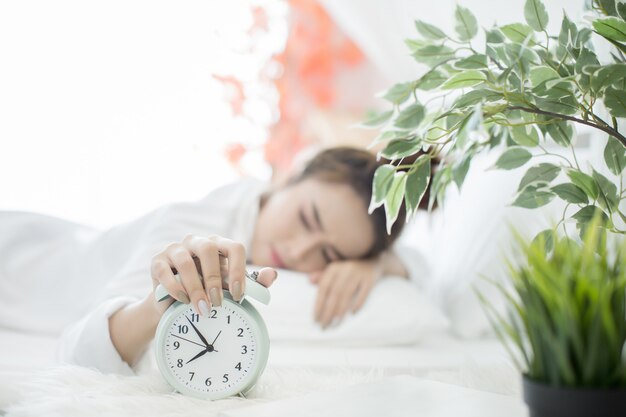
[3,360,520,417]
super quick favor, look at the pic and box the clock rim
[155,292,270,400]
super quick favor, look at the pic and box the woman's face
[250,178,375,273]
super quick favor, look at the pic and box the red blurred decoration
[216,0,367,180]
[212,75,246,117]
[265,0,365,178]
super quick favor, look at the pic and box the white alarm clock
[154,271,270,400]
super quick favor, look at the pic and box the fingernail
[177,291,190,304]
[270,270,278,282]
[232,281,242,301]
[198,299,210,318]
[209,287,222,307]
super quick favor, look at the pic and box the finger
[185,235,223,308]
[308,271,322,284]
[166,244,206,315]
[335,279,361,322]
[211,236,247,302]
[352,278,374,313]
[151,255,190,305]
[313,271,332,322]
[320,274,351,328]
[255,267,278,288]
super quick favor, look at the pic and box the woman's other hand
[149,234,277,318]
[311,258,382,329]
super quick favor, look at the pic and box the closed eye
[321,249,332,264]
[299,208,311,230]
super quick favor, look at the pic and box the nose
[286,233,323,267]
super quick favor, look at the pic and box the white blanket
[1,333,519,417]
[0,273,518,416]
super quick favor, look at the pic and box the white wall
[0,0,285,228]
[321,0,586,83]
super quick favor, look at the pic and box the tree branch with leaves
[366,0,626,238]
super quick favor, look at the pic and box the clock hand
[211,330,222,346]
[186,315,211,348]
[186,347,209,364]
[171,334,206,349]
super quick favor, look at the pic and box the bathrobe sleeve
[56,179,267,374]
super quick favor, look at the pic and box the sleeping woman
[0,146,433,374]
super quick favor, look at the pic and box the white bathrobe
[0,179,426,375]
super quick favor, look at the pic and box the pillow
[248,267,449,346]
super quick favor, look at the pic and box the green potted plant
[478,218,626,417]
[365,0,626,239]
[363,0,626,415]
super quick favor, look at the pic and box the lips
[269,246,286,269]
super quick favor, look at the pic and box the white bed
[1,151,565,415]
[0,270,521,417]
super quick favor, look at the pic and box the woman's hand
[148,234,277,318]
[311,258,383,329]
[111,234,276,367]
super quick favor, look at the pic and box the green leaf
[453,154,472,189]
[590,64,626,92]
[454,5,478,41]
[524,0,549,32]
[546,122,574,147]
[486,28,505,44]
[361,110,394,128]
[559,14,578,47]
[604,136,626,175]
[530,66,560,89]
[518,163,561,191]
[567,170,599,200]
[504,43,541,66]
[452,89,503,109]
[619,2,626,21]
[404,38,429,53]
[415,20,447,40]
[574,28,592,47]
[513,184,555,208]
[441,70,486,90]
[572,205,608,225]
[394,103,426,129]
[593,17,626,42]
[501,23,535,43]
[380,138,422,160]
[371,130,412,145]
[370,165,396,211]
[412,45,456,66]
[597,0,618,17]
[495,147,533,170]
[382,82,414,104]
[510,125,540,147]
[533,95,579,116]
[574,48,599,75]
[405,156,431,217]
[454,54,488,69]
[592,169,619,212]
[428,165,452,211]
[415,69,447,90]
[384,171,408,234]
[551,183,588,205]
[604,86,626,117]
[531,229,555,254]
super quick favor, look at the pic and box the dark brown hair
[290,146,437,259]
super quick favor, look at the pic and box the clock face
[156,299,264,398]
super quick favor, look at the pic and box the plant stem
[570,143,581,171]
[507,106,626,148]
[537,144,574,168]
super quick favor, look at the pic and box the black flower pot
[523,375,626,417]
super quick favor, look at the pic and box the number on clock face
[163,302,257,394]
